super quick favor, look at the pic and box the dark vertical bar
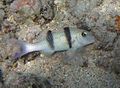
[64,27,72,48]
[46,30,54,49]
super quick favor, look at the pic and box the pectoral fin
[64,47,85,60]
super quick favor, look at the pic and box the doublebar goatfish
[14,27,95,59]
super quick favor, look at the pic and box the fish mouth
[84,39,95,47]
[82,42,94,49]
[87,35,95,44]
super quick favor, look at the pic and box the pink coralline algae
[10,0,42,15]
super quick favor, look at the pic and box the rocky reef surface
[0,0,120,88]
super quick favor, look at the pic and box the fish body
[14,27,95,59]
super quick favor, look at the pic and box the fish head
[78,30,95,46]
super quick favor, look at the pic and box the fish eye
[81,32,87,37]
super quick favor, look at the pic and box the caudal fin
[13,40,30,59]
[9,39,29,59]
[9,39,46,59]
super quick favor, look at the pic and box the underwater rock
[112,36,120,75]
[0,0,120,88]
[4,72,51,88]
[0,69,4,88]
[115,16,120,32]
[2,20,17,33]
[0,9,5,23]
[40,0,54,21]
[9,0,54,24]
[93,29,117,51]
[10,0,42,16]
[94,35,120,76]
[114,36,120,58]
[0,1,4,8]
[0,42,8,61]
[0,69,3,83]
[4,0,14,4]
